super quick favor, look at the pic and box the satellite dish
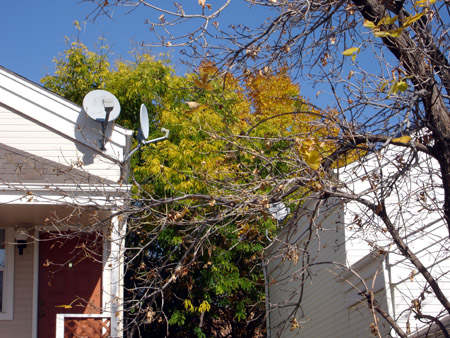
[269,202,290,222]
[82,90,121,151]
[137,104,150,142]
[83,90,121,122]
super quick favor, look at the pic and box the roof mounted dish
[83,90,121,151]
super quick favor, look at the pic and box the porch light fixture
[14,227,29,255]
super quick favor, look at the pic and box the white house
[0,66,133,338]
[265,140,450,337]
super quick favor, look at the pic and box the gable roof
[0,65,133,163]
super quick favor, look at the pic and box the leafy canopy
[42,38,338,337]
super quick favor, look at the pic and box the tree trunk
[352,0,450,234]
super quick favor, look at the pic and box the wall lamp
[15,227,30,255]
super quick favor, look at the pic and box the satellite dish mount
[83,93,170,159]
[124,104,170,162]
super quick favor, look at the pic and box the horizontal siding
[0,108,122,183]
[0,228,33,338]
[339,146,449,337]
[267,198,356,338]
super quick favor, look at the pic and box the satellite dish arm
[142,128,170,145]
[123,128,170,162]
[100,98,115,151]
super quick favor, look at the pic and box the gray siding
[267,198,352,337]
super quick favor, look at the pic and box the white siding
[0,107,122,184]
[340,146,450,335]
[268,142,450,337]
[0,66,130,338]
[0,226,33,338]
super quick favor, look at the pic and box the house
[0,66,133,338]
[265,140,450,337]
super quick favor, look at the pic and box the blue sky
[1,1,166,82]
[0,1,269,81]
[0,1,340,107]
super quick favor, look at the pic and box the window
[0,228,14,320]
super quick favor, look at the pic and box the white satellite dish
[83,90,121,122]
[269,202,290,222]
[82,90,121,150]
[137,104,150,142]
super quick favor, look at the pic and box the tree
[79,0,450,336]
[42,40,335,337]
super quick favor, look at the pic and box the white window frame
[0,228,14,320]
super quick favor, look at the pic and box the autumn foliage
[42,40,339,337]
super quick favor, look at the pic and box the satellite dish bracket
[124,128,170,162]
[100,99,115,151]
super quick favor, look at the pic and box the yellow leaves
[304,150,322,170]
[379,77,409,97]
[244,66,310,136]
[334,148,366,168]
[373,27,403,38]
[184,299,211,313]
[377,15,399,26]
[149,158,161,176]
[198,300,211,313]
[363,16,397,29]
[402,11,426,28]
[297,138,327,171]
[342,47,360,61]
[392,135,412,144]
[184,299,195,312]
[392,80,408,93]
[414,0,436,8]
[364,16,404,37]
[73,20,81,31]
[364,8,429,39]
[342,46,360,56]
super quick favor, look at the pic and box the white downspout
[382,254,396,337]
[263,257,272,338]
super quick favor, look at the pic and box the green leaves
[168,311,186,326]
[41,39,110,105]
